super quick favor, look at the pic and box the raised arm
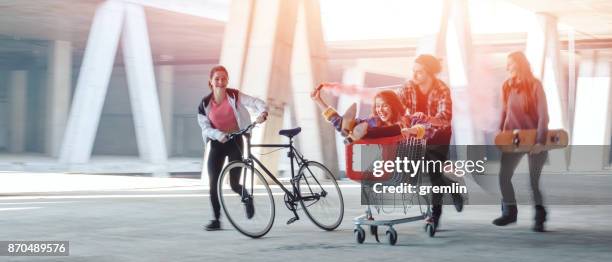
[311,83,347,131]
[311,83,332,111]
[238,91,269,123]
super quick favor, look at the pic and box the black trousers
[499,151,548,206]
[426,145,456,218]
[207,135,245,220]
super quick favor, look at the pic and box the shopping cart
[346,135,434,245]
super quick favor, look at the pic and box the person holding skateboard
[493,51,550,232]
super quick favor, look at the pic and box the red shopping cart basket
[345,135,414,181]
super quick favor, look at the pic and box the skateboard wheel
[551,135,559,143]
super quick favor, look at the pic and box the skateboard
[495,129,568,153]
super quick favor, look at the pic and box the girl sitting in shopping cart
[310,83,434,143]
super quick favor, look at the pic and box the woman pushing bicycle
[197,65,268,231]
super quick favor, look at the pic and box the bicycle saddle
[279,127,301,138]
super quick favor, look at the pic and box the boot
[533,205,547,232]
[340,103,357,137]
[492,203,517,226]
[344,122,368,144]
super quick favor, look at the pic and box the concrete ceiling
[0,0,225,67]
[507,0,612,39]
[0,0,610,69]
[0,0,101,46]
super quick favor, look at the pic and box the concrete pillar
[569,51,612,171]
[61,1,168,170]
[526,13,567,130]
[336,66,365,172]
[157,65,174,155]
[416,0,450,57]
[444,0,480,145]
[8,70,27,153]
[203,0,256,182]
[59,0,125,164]
[122,3,168,164]
[45,40,72,157]
[415,0,479,154]
[290,0,338,176]
[526,13,568,171]
[567,28,576,130]
[219,0,254,88]
[240,0,300,174]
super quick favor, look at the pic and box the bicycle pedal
[286,217,299,225]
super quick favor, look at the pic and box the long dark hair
[371,90,405,126]
[208,65,229,89]
[503,51,538,113]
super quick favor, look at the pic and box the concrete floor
[0,154,202,174]
[1,178,612,262]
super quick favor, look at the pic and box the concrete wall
[24,68,45,153]
[168,64,213,157]
[90,64,213,157]
[0,71,7,150]
[0,60,215,158]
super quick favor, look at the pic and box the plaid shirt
[397,79,452,128]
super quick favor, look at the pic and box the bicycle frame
[235,133,322,204]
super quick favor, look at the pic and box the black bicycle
[218,122,344,238]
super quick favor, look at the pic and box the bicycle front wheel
[219,161,275,238]
[297,161,344,231]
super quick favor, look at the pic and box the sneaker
[204,220,221,231]
[244,196,255,219]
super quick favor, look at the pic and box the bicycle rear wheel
[297,161,344,231]
[219,161,275,238]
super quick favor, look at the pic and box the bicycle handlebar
[226,122,258,140]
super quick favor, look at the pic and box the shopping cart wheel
[354,226,366,244]
[425,224,436,237]
[386,227,398,246]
